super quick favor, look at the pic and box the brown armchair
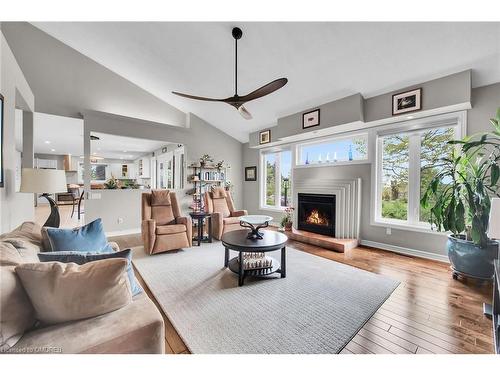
[141,190,192,255]
[204,187,248,240]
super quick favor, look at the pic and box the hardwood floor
[110,233,495,354]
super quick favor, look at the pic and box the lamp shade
[488,198,500,240]
[20,168,67,194]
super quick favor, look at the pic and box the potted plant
[216,160,225,171]
[280,207,295,231]
[199,154,213,167]
[104,177,119,189]
[421,109,500,280]
[224,180,233,192]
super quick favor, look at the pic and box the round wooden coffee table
[221,229,287,286]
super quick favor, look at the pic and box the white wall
[0,31,35,234]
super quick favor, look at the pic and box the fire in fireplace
[297,193,336,237]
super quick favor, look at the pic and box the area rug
[132,242,399,354]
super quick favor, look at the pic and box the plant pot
[446,234,499,280]
[284,222,293,231]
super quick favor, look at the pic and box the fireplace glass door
[297,193,336,237]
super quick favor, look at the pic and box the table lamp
[20,168,67,227]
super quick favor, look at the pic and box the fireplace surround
[297,193,336,237]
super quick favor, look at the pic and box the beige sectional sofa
[0,222,165,354]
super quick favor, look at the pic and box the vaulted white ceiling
[33,22,500,142]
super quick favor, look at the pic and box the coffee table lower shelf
[227,257,281,278]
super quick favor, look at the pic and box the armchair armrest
[141,219,156,255]
[176,216,193,247]
[231,210,248,217]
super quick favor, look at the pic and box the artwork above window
[296,134,368,166]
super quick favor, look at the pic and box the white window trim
[259,148,293,212]
[370,110,467,233]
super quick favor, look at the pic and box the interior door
[156,152,173,189]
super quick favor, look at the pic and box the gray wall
[0,31,35,234]
[83,111,244,233]
[242,81,500,259]
[364,70,471,122]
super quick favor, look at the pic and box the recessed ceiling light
[93,152,97,155]
[123,150,127,153]
[120,157,124,160]
[51,149,56,152]
[44,140,51,144]
[407,115,414,119]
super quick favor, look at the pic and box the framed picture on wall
[0,93,4,188]
[302,108,320,129]
[245,166,257,181]
[259,129,271,145]
[392,88,422,115]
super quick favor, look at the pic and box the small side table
[189,211,212,246]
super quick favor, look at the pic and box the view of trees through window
[264,150,292,208]
[380,126,455,222]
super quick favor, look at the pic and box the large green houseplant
[421,109,500,279]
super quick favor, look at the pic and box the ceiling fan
[172,27,288,120]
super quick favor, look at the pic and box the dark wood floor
[111,233,495,354]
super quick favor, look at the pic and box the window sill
[259,206,286,213]
[371,219,450,236]
[294,159,370,169]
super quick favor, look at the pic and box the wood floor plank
[362,322,418,353]
[357,327,413,354]
[351,335,393,354]
[344,341,372,354]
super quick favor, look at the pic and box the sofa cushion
[15,258,132,325]
[0,242,36,351]
[223,216,242,225]
[41,218,113,253]
[0,221,43,259]
[37,249,143,297]
[155,224,187,235]
[8,294,165,354]
[151,189,171,206]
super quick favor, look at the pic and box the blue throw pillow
[38,249,143,296]
[43,218,113,253]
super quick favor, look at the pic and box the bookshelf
[188,163,228,211]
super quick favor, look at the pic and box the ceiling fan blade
[238,78,288,103]
[238,105,253,120]
[171,91,225,102]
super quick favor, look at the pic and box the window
[296,134,368,166]
[376,115,462,228]
[261,149,292,209]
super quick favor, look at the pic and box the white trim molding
[359,239,449,263]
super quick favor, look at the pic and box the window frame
[295,132,370,167]
[259,147,293,212]
[372,111,466,233]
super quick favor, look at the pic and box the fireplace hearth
[297,193,336,237]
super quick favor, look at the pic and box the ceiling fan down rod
[232,27,243,97]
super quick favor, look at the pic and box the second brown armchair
[141,190,192,255]
[204,187,248,240]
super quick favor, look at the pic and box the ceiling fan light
[238,105,253,120]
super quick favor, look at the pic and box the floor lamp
[20,168,68,228]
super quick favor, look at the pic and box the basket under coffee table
[221,229,287,286]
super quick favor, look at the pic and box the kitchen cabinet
[136,157,151,178]
[36,158,57,169]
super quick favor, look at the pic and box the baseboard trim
[106,228,141,237]
[359,239,449,263]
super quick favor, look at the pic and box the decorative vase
[447,234,498,280]
[285,222,293,231]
